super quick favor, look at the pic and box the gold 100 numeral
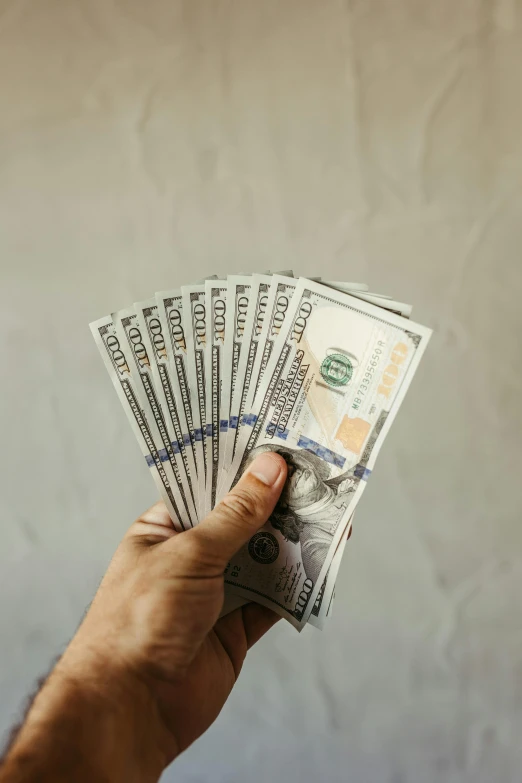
[378,342,408,398]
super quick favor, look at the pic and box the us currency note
[353,293,412,318]
[221,276,251,438]
[222,276,374,496]
[204,279,228,512]
[218,274,262,489]
[276,284,404,624]
[216,273,299,492]
[155,289,201,508]
[324,282,413,318]
[113,308,194,530]
[222,279,431,628]
[181,284,208,515]
[323,280,380,296]
[308,519,352,629]
[219,272,296,497]
[220,274,272,480]
[238,274,373,425]
[242,274,299,411]
[321,280,370,292]
[90,315,187,531]
[134,298,199,525]
[220,530,351,628]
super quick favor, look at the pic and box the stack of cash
[90,274,431,630]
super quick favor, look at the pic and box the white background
[1,1,522,781]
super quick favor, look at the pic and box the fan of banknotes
[90,273,431,631]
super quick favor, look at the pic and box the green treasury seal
[320,353,353,387]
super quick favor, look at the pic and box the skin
[0,451,288,783]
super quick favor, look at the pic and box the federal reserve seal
[320,353,353,387]
[248,532,279,564]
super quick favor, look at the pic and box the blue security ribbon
[297,435,346,468]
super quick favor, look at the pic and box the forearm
[0,651,172,783]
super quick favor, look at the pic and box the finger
[213,604,280,678]
[139,501,177,528]
[241,603,281,649]
[177,452,287,572]
[125,502,178,544]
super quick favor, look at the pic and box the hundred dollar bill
[113,308,194,530]
[204,279,228,512]
[156,283,204,519]
[218,274,262,489]
[221,276,377,495]
[324,281,385,297]
[155,289,201,515]
[239,274,373,424]
[220,525,351,628]
[221,276,251,440]
[218,272,295,497]
[352,293,412,318]
[134,298,199,524]
[324,282,412,318]
[89,315,186,530]
[219,269,294,468]
[181,283,208,514]
[214,272,299,495]
[308,519,352,630]
[221,274,272,479]
[222,278,431,628]
[296,288,406,626]
[243,274,299,409]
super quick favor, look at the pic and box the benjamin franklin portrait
[243,444,359,584]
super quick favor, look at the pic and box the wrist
[57,645,179,773]
[1,645,177,783]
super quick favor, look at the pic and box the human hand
[0,451,287,783]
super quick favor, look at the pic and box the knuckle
[221,488,259,525]
[173,531,221,573]
[172,531,201,563]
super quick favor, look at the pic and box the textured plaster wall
[1,1,522,781]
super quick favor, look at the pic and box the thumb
[183,451,287,571]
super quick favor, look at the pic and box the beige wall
[1,1,522,781]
